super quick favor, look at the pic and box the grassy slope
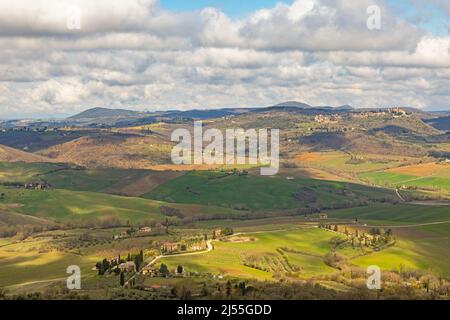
[0,249,94,287]
[0,229,169,289]
[349,239,432,272]
[0,162,61,184]
[145,171,395,210]
[166,204,450,279]
[0,187,247,224]
[0,230,101,287]
[357,162,450,193]
[348,225,450,276]
[0,187,165,223]
[41,168,152,193]
[326,204,450,225]
[326,204,450,275]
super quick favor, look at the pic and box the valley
[0,104,449,300]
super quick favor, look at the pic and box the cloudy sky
[0,0,449,118]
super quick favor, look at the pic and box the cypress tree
[120,272,125,287]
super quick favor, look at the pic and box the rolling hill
[0,144,53,163]
[4,106,439,169]
[145,170,396,210]
[37,132,173,169]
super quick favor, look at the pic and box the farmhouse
[139,227,152,233]
[319,213,328,220]
[119,261,136,272]
[113,231,128,240]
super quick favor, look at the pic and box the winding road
[143,225,317,270]
[395,188,406,202]
[122,240,214,287]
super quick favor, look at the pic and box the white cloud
[0,0,158,35]
[0,0,449,117]
[28,79,100,105]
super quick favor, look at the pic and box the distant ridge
[69,107,143,119]
[68,103,361,122]
[273,101,353,110]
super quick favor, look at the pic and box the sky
[160,0,287,18]
[0,0,449,118]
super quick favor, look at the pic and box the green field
[0,186,250,225]
[0,187,165,223]
[0,162,60,184]
[323,204,450,275]
[359,172,450,190]
[160,228,341,280]
[1,160,450,295]
[349,239,431,271]
[160,204,450,280]
[41,168,150,193]
[145,171,395,210]
[160,225,450,280]
[326,204,450,225]
[348,223,450,276]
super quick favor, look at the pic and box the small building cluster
[24,182,50,190]
[160,236,209,254]
[351,108,410,119]
[315,114,342,124]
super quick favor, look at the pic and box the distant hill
[68,107,252,127]
[69,107,143,120]
[273,101,353,111]
[273,101,313,109]
[66,104,360,126]
[0,144,53,163]
[335,105,354,111]
[165,109,246,120]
